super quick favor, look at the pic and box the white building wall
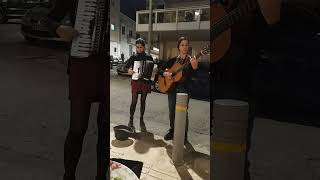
[110,0,136,60]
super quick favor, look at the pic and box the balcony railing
[136,6,210,32]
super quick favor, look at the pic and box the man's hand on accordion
[56,25,79,42]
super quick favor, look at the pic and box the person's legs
[140,92,148,131]
[128,92,139,129]
[64,98,91,180]
[164,90,176,140]
[96,101,108,180]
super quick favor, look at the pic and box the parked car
[20,4,71,41]
[0,0,51,23]
[112,56,121,65]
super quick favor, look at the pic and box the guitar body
[158,63,183,93]
[157,45,210,93]
[211,3,232,62]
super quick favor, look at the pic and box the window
[138,13,155,24]
[114,48,117,53]
[136,33,141,38]
[111,24,115,31]
[121,26,126,35]
[157,11,176,23]
[200,8,210,21]
[129,30,133,38]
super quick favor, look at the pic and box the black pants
[63,98,108,180]
[167,86,189,136]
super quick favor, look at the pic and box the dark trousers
[167,87,189,136]
[63,98,108,180]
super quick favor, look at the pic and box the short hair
[135,38,145,47]
[177,37,189,48]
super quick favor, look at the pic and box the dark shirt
[159,56,198,92]
[125,52,154,80]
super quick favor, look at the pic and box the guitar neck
[211,0,257,40]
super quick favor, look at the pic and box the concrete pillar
[212,99,249,180]
[172,93,188,166]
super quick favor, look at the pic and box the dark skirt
[68,59,108,102]
[131,79,151,94]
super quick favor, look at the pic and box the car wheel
[24,35,37,42]
[0,6,7,24]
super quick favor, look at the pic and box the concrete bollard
[212,99,249,180]
[172,93,188,166]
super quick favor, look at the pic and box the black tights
[63,98,108,180]
[130,92,147,120]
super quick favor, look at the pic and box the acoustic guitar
[158,45,210,93]
[211,0,258,62]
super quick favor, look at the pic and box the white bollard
[212,99,249,180]
[172,93,188,166]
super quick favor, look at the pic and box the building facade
[136,0,210,61]
[110,0,136,60]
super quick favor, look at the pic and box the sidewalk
[110,123,211,180]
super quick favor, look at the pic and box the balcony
[136,6,210,32]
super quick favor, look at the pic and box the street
[0,24,101,179]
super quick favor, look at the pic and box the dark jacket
[159,56,198,92]
[45,0,109,100]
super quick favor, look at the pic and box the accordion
[132,60,157,81]
[70,0,108,58]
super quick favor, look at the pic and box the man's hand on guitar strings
[190,56,199,70]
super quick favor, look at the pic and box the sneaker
[164,130,174,140]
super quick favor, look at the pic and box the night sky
[120,0,147,21]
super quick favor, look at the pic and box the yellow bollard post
[212,99,249,180]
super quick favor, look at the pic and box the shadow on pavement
[133,131,167,154]
[166,143,210,180]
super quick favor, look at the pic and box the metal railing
[136,6,210,25]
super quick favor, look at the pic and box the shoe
[164,130,174,141]
[140,119,147,132]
